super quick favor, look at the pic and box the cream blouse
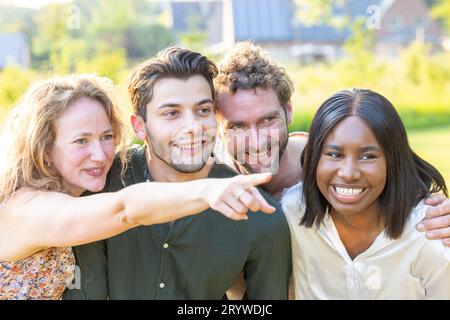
[281,183,449,300]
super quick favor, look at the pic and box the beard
[231,122,289,175]
[149,135,216,174]
[240,134,288,174]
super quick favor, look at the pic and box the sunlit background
[0,0,449,184]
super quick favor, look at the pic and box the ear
[131,115,147,141]
[285,101,293,125]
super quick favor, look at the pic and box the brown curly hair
[215,42,294,108]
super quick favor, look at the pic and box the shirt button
[159,282,165,289]
[163,243,169,249]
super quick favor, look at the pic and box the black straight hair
[300,88,447,239]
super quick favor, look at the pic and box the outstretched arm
[0,173,275,262]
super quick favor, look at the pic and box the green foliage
[32,3,71,62]
[0,66,34,110]
[48,37,88,74]
[294,0,346,26]
[76,46,127,83]
[11,0,177,71]
[287,40,450,133]
[409,127,450,185]
[125,23,175,58]
[0,6,35,35]
[179,30,207,52]
[431,0,450,33]
[343,18,375,64]
[177,10,208,52]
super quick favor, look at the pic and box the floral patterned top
[0,195,75,300]
[0,247,76,300]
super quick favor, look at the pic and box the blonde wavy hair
[0,74,130,203]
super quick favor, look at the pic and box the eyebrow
[72,129,113,138]
[359,146,382,152]
[325,144,382,152]
[158,98,214,110]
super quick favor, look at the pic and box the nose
[89,140,108,162]
[181,111,202,137]
[337,157,361,181]
[246,126,264,152]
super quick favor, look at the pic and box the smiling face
[217,88,292,174]
[50,97,116,196]
[134,75,217,173]
[316,116,387,218]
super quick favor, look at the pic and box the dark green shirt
[64,146,291,300]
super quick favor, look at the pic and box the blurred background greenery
[0,0,449,184]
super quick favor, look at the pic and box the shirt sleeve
[411,240,450,299]
[62,240,109,300]
[244,196,292,299]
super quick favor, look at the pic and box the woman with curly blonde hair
[0,74,274,300]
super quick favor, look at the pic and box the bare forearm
[120,181,210,225]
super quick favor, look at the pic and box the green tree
[32,3,72,67]
[125,22,175,58]
[0,66,33,109]
[71,0,175,59]
[178,13,207,52]
[343,18,375,63]
[431,0,450,33]
[76,45,127,83]
[294,0,347,26]
[0,6,35,35]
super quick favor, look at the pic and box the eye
[101,134,114,142]
[197,106,212,116]
[74,138,88,145]
[228,124,245,131]
[258,117,276,127]
[326,151,342,159]
[163,110,178,118]
[360,154,377,160]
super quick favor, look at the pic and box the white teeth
[335,187,364,197]
[177,143,202,150]
[248,151,270,157]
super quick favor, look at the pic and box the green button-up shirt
[64,146,291,300]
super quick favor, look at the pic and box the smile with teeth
[85,168,104,176]
[334,186,365,197]
[175,141,205,151]
[246,147,272,158]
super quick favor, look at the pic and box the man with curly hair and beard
[215,42,307,200]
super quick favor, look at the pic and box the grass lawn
[408,126,450,187]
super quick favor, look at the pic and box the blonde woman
[0,75,275,300]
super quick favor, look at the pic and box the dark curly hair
[215,42,293,109]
